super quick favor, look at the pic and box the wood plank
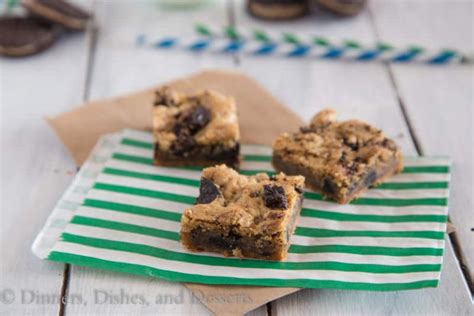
[86,0,235,98]
[0,1,93,314]
[230,0,473,314]
[370,0,474,292]
[64,1,266,315]
[68,266,266,316]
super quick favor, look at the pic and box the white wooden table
[1,0,473,315]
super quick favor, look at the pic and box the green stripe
[376,182,449,190]
[121,138,153,149]
[83,199,182,222]
[194,23,213,36]
[48,252,439,291]
[352,197,448,207]
[93,183,196,205]
[113,153,153,165]
[71,216,179,241]
[103,168,200,187]
[289,244,443,256]
[253,30,272,42]
[403,166,449,173]
[303,192,447,206]
[282,33,301,44]
[300,208,448,223]
[58,233,441,273]
[295,227,445,240]
[243,155,272,162]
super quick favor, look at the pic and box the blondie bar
[273,108,403,204]
[180,165,305,261]
[152,87,240,168]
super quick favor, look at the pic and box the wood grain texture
[230,0,474,314]
[371,0,474,291]
[67,266,270,316]
[63,1,266,315]
[231,1,412,152]
[0,1,93,314]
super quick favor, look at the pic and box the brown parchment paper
[48,70,303,315]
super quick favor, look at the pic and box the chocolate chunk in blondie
[272,108,403,204]
[180,165,305,261]
[196,177,220,204]
[263,185,288,209]
[153,87,240,168]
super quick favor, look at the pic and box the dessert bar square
[273,108,403,204]
[180,165,305,261]
[152,87,240,168]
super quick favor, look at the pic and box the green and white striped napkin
[33,129,451,291]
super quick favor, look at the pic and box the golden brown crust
[180,165,305,260]
[152,87,240,151]
[272,108,403,203]
[181,165,304,235]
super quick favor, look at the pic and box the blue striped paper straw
[192,24,473,65]
[136,34,472,65]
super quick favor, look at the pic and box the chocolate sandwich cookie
[22,0,91,31]
[247,0,309,20]
[317,0,366,16]
[0,16,58,57]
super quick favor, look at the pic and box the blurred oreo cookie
[317,0,366,16]
[22,0,91,31]
[247,0,309,20]
[0,16,58,57]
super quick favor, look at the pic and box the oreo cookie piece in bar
[152,87,241,169]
